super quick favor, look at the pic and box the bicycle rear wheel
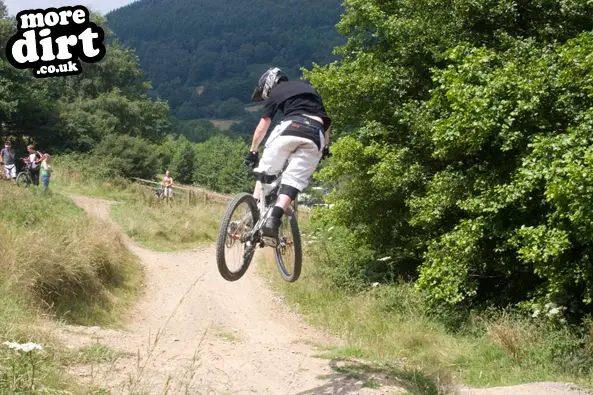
[275,207,302,282]
[216,193,259,281]
[15,172,30,188]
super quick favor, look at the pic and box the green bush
[306,212,377,292]
[92,134,160,180]
[193,135,253,193]
[307,0,593,321]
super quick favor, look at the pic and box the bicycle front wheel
[275,208,302,282]
[15,172,30,188]
[216,193,259,282]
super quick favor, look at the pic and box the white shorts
[164,187,173,197]
[4,164,16,179]
[254,120,324,191]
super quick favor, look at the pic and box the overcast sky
[4,0,137,16]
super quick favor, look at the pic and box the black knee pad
[256,172,279,184]
[279,184,299,200]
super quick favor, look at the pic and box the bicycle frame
[217,169,303,282]
[246,174,281,244]
[238,170,296,248]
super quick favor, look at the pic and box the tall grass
[52,153,225,251]
[0,182,144,393]
[259,218,593,393]
[51,153,143,201]
[0,183,143,325]
[111,195,224,252]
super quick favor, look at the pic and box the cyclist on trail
[245,67,332,240]
[1,141,16,182]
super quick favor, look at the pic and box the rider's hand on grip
[321,145,332,160]
[244,151,259,168]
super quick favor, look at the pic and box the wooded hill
[106,0,345,121]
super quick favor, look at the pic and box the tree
[106,0,345,120]
[193,135,252,193]
[307,0,593,317]
[170,138,196,184]
[0,8,171,153]
[92,134,160,179]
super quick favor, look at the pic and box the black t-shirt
[261,80,331,131]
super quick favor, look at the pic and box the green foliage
[175,119,223,142]
[170,138,196,184]
[415,33,593,315]
[193,135,253,193]
[307,218,376,292]
[308,0,593,322]
[92,134,160,179]
[0,10,170,153]
[106,0,345,120]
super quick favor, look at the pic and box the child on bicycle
[245,67,332,241]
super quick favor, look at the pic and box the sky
[4,0,136,16]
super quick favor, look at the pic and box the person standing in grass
[26,145,43,186]
[0,140,16,182]
[40,153,52,192]
[162,170,173,199]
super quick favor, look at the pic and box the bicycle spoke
[216,193,259,281]
[223,202,254,272]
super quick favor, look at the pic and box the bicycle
[15,159,32,188]
[153,185,164,199]
[215,169,302,282]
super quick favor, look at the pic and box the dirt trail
[50,195,401,394]
[47,195,590,395]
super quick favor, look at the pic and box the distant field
[245,104,264,113]
[210,119,240,131]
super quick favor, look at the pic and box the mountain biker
[245,67,332,241]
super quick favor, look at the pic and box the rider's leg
[252,180,262,201]
[262,139,323,238]
[275,194,292,211]
[253,136,297,192]
[252,120,295,201]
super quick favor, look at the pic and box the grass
[0,182,145,393]
[110,194,224,252]
[52,155,222,249]
[75,344,120,364]
[0,183,143,326]
[258,233,593,394]
[53,174,145,202]
[52,158,225,252]
[211,325,241,344]
[0,282,79,394]
[210,119,240,131]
